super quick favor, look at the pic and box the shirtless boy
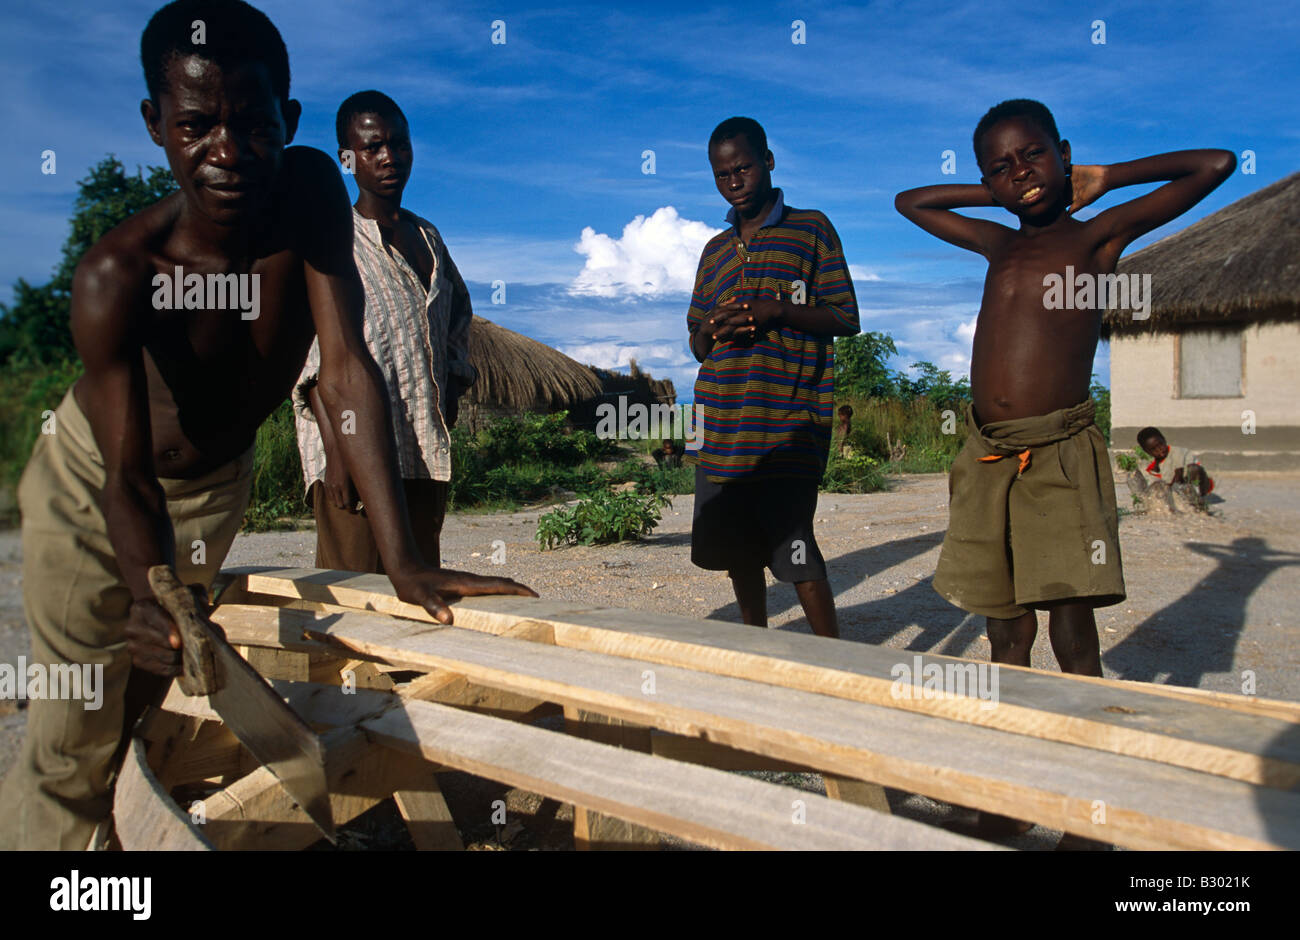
[896,99,1232,838]
[0,0,532,850]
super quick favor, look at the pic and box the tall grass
[839,396,965,474]
[242,399,305,531]
[0,358,84,493]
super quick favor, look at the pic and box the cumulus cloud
[561,341,693,371]
[955,315,978,343]
[570,206,722,298]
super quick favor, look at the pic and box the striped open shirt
[687,190,859,482]
[294,207,474,492]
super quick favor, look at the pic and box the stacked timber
[111,566,1300,851]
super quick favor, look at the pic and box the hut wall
[1111,322,1300,469]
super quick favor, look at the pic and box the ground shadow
[1259,722,1300,849]
[704,531,953,642]
[1102,536,1300,687]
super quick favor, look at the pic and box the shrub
[470,411,614,467]
[449,412,623,510]
[837,397,965,472]
[536,489,671,549]
[0,357,84,488]
[242,398,305,532]
[821,451,888,493]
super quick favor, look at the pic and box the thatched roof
[1104,171,1300,338]
[465,315,601,411]
[589,359,676,406]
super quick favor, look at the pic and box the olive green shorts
[932,399,1125,619]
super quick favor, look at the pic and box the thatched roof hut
[460,316,676,432]
[1105,171,1300,469]
[1104,170,1300,338]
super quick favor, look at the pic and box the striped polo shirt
[687,189,859,482]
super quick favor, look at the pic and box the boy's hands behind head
[1067,165,1108,214]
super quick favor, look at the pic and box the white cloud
[570,206,721,298]
[849,265,883,283]
[955,315,978,343]
[559,339,700,399]
[561,341,692,371]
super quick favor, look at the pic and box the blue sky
[3,0,1296,398]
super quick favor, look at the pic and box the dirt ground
[2,470,1298,850]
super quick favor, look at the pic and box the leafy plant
[821,451,889,493]
[833,331,900,399]
[536,489,671,549]
[1090,375,1112,443]
[0,357,84,488]
[0,157,177,365]
[242,398,306,531]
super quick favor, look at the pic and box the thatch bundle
[1104,171,1299,338]
[463,315,602,414]
[460,317,676,432]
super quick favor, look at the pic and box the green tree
[0,156,176,364]
[834,331,899,399]
[897,361,971,411]
[1090,375,1112,443]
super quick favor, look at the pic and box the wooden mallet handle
[147,565,221,697]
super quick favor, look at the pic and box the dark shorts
[690,466,827,582]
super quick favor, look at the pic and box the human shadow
[1259,721,1300,849]
[704,531,950,642]
[1102,537,1300,687]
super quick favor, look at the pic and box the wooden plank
[362,698,997,850]
[225,568,1300,789]
[649,731,812,773]
[242,646,309,682]
[992,661,1300,722]
[308,656,395,690]
[210,603,1300,850]
[564,706,659,850]
[113,736,214,851]
[158,720,258,787]
[201,726,435,851]
[247,587,1300,721]
[824,775,891,814]
[196,673,464,850]
[270,588,1299,719]
[393,776,464,851]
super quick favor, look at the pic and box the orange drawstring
[978,449,1031,476]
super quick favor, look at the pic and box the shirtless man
[0,0,533,850]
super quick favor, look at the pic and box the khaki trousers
[0,388,252,849]
[311,478,447,574]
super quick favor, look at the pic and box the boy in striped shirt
[687,117,860,638]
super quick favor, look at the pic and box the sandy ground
[2,470,1298,850]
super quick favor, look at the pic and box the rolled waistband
[965,399,1095,455]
